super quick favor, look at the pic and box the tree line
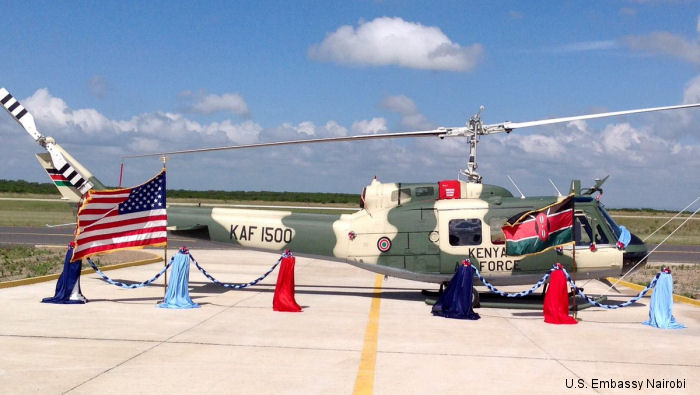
[0,179,360,204]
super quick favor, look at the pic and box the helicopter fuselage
[168,179,646,285]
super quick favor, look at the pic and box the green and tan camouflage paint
[168,179,629,285]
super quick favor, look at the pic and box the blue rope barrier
[560,267,661,309]
[472,265,553,297]
[87,256,174,289]
[191,251,291,289]
[470,260,662,309]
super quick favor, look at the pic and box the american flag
[72,171,167,261]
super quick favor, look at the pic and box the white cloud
[380,94,434,129]
[88,76,109,98]
[23,88,112,135]
[323,121,348,137]
[683,75,700,103]
[516,135,567,158]
[623,29,700,64]
[19,88,261,151]
[205,120,261,144]
[179,91,250,116]
[545,40,618,53]
[352,117,387,134]
[191,92,249,116]
[308,17,483,72]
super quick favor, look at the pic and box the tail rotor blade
[1,87,42,141]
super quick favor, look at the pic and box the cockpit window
[595,224,610,244]
[599,204,621,239]
[575,215,593,245]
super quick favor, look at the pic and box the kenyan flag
[502,195,574,257]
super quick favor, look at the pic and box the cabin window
[414,186,434,197]
[391,188,411,202]
[448,219,482,246]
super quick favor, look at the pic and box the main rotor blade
[124,129,449,158]
[125,101,700,159]
[493,102,700,131]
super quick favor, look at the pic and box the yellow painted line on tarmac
[606,277,700,307]
[0,256,163,289]
[353,274,383,395]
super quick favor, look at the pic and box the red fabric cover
[543,269,577,324]
[273,256,302,312]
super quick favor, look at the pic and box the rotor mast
[462,105,485,183]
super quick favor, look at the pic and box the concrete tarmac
[0,248,698,394]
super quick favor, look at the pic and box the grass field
[0,198,77,227]
[609,210,700,246]
[0,246,66,280]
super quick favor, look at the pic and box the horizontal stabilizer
[36,153,83,202]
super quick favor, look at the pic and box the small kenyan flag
[502,195,574,257]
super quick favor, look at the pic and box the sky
[1,1,699,210]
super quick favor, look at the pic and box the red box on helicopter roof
[438,180,461,200]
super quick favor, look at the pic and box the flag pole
[161,155,168,303]
[571,239,577,320]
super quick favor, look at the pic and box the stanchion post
[160,155,168,303]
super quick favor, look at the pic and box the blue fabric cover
[643,272,685,329]
[431,264,480,320]
[617,225,631,248]
[42,244,87,304]
[158,251,199,309]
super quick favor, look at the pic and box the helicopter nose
[621,232,647,274]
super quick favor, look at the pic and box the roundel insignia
[534,212,550,241]
[377,237,392,253]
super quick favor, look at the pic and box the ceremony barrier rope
[84,248,288,290]
[86,256,174,289]
[472,264,551,298]
[469,259,664,310]
[561,267,661,309]
[191,250,291,289]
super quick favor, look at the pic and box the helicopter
[3,86,699,287]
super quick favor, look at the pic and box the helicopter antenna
[507,175,526,199]
[548,178,563,197]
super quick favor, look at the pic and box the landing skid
[424,286,606,311]
[422,282,480,308]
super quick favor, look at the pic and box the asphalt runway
[1,226,697,264]
[0,226,234,250]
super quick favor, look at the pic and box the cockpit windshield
[599,204,621,239]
